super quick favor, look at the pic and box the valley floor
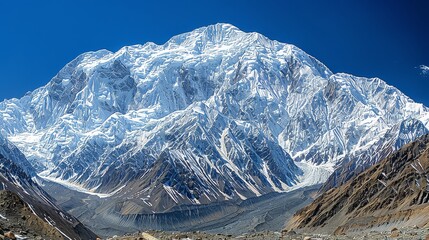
[108,226,429,240]
[42,181,320,237]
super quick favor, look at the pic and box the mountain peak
[204,23,240,32]
[165,23,253,49]
[1,23,429,222]
[189,23,243,37]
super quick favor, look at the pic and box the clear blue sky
[1,0,428,105]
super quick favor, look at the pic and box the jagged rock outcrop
[285,134,429,234]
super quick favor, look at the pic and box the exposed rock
[285,134,429,234]
[390,228,400,238]
[107,227,429,240]
[4,232,15,240]
[0,189,97,240]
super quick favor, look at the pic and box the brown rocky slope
[0,190,67,239]
[285,134,429,234]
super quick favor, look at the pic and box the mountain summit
[0,24,428,218]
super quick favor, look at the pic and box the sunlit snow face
[61,78,71,86]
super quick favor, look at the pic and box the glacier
[0,23,428,211]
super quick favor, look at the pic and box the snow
[44,216,54,226]
[141,198,153,207]
[234,190,247,200]
[294,161,335,189]
[219,128,229,159]
[43,215,72,239]
[40,175,114,198]
[54,227,72,240]
[377,179,387,187]
[27,204,38,217]
[0,23,428,205]
[163,185,182,204]
[411,163,420,173]
[262,162,281,192]
[62,79,71,86]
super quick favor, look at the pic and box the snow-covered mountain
[1,23,428,211]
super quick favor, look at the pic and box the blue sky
[1,0,428,105]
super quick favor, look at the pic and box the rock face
[0,23,428,214]
[0,190,66,239]
[285,134,429,234]
[0,134,97,240]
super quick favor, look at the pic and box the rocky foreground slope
[285,134,429,234]
[0,134,97,239]
[0,190,82,240]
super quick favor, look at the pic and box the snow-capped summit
[0,24,428,212]
[166,23,243,47]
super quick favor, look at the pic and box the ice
[40,175,112,198]
[0,23,428,205]
[293,161,335,189]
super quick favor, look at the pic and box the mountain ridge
[0,23,428,217]
[285,133,429,234]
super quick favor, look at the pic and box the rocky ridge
[285,134,429,234]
